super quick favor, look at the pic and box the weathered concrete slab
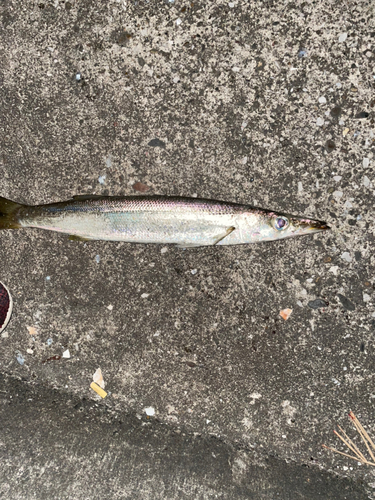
[0,0,374,497]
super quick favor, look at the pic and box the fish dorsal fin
[72,194,105,201]
[68,234,92,242]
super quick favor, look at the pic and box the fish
[0,195,329,247]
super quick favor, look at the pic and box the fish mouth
[298,219,330,232]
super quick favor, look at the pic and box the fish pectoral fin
[175,227,236,249]
[68,234,92,242]
[214,226,236,245]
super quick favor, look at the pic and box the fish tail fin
[0,197,24,230]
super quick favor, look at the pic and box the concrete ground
[0,0,374,498]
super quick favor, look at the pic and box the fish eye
[275,217,288,230]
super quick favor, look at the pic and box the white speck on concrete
[363,176,371,187]
[333,191,343,199]
[282,435,286,439]
[191,269,198,275]
[1,331,8,338]
[173,76,180,83]
[318,96,326,104]
[175,18,182,26]
[297,301,303,307]
[206,419,211,424]
[75,72,81,81]
[107,304,113,311]
[141,293,149,298]
[333,176,342,182]
[241,156,248,164]
[338,33,347,43]
[144,407,155,416]
[16,353,25,365]
[344,200,353,209]
[47,338,53,346]
[95,255,100,264]
[105,156,112,168]
[341,252,352,263]
[161,247,168,254]
[363,294,371,303]
[98,175,106,184]
[46,276,51,281]
[316,117,324,126]
[228,2,235,7]
[363,158,370,168]
[241,121,248,131]
[192,193,198,198]
[298,181,303,192]
[26,349,33,355]
[232,66,240,72]
[329,266,339,275]
[93,368,105,389]
[62,349,70,358]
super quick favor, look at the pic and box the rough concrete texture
[0,0,374,498]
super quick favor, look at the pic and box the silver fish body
[0,195,329,247]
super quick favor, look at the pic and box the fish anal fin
[69,234,92,242]
[214,226,236,245]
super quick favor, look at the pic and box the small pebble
[318,96,326,104]
[342,128,350,136]
[191,269,198,275]
[27,349,33,355]
[325,140,336,153]
[316,117,324,126]
[75,72,81,81]
[144,407,155,416]
[160,247,168,254]
[338,33,347,43]
[98,175,106,185]
[363,176,371,187]
[333,190,343,199]
[62,349,70,358]
[107,304,113,311]
[337,294,355,311]
[47,338,53,346]
[298,49,307,58]
[330,107,342,118]
[363,158,370,168]
[175,18,182,26]
[228,2,235,7]
[355,111,369,119]
[16,353,25,365]
[333,176,342,182]
[141,293,149,298]
[95,255,100,263]
[363,294,371,303]
[341,252,352,263]
[1,331,9,338]
[308,299,328,309]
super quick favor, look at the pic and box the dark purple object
[0,282,12,333]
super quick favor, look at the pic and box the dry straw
[323,411,375,466]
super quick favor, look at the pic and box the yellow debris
[27,326,38,335]
[90,382,107,398]
[342,128,350,137]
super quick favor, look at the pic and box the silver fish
[0,195,329,247]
